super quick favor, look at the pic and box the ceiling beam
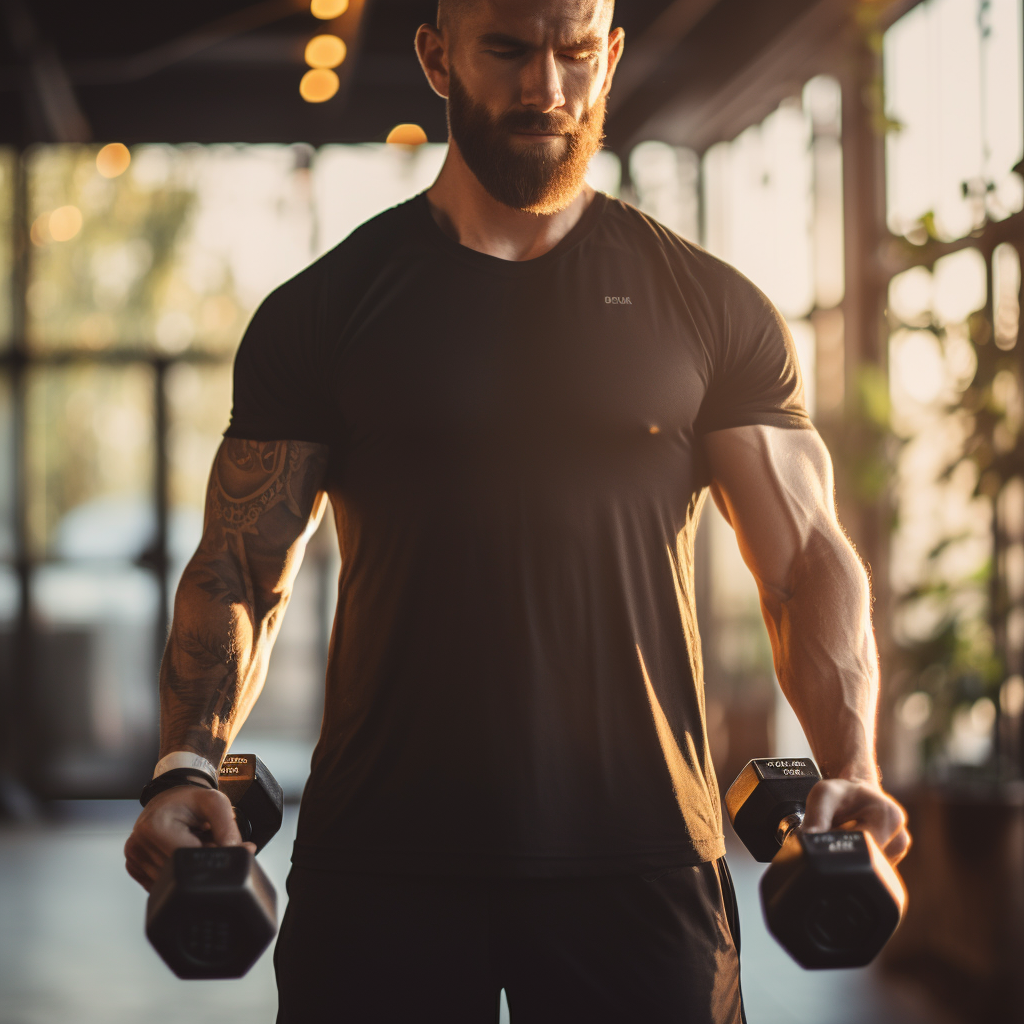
[67,0,308,85]
[605,0,926,155]
[604,0,820,154]
[2,0,91,142]
[607,0,722,117]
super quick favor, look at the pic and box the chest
[329,254,710,451]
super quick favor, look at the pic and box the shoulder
[598,195,774,319]
[244,196,423,343]
[264,198,420,310]
[316,196,422,276]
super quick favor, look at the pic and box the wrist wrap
[140,767,217,807]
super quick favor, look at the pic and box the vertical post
[1,147,36,816]
[985,247,1007,776]
[1014,0,1024,781]
[1016,237,1024,778]
[153,357,170,675]
[135,356,170,777]
[839,22,893,768]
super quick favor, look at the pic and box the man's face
[443,0,620,215]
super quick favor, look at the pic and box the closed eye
[487,49,597,59]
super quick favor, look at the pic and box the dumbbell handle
[775,810,805,847]
[772,808,871,854]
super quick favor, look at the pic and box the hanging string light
[96,143,131,178]
[305,34,347,68]
[300,68,340,102]
[386,124,428,146]
[311,0,348,18]
[300,0,350,102]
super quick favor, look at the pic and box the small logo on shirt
[605,295,632,304]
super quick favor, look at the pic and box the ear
[599,26,625,100]
[415,23,450,100]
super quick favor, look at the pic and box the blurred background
[1,0,1022,1021]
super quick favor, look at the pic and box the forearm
[759,527,880,783]
[158,550,283,764]
[705,425,908,858]
[156,438,328,765]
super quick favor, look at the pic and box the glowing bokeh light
[386,123,428,146]
[300,68,340,103]
[311,0,348,18]
[305,34,347,68]
[96,143,131,178]
[971,696,997,732]
[48,205,83,241]
[890,328,945,405]
[1002,675,1024,716]
[30,213,49,246]
[888,265,933,326]
[933,247,987,325]
[898,691,933,730]
[993,242,1020,349]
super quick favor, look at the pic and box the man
[125,1,910,1021]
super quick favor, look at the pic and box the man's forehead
[458,0,614,41]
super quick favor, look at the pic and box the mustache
[496,109,584,135]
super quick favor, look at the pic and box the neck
[425,137,595,262]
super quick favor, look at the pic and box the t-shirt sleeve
[224,271,331,444]
[694,277,813,435]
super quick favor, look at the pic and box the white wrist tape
[153,751,218,783]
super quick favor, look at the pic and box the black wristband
[140,767,217,807]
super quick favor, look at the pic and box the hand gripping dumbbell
[725,757,906,969]
[146,754,284,979]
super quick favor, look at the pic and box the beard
[447,67,607,215]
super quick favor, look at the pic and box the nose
[519,49,565,112]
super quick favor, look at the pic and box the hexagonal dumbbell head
[761,829,906,969]
[146,847,277,979]
[725,758,821,862]
[217,754,284,852]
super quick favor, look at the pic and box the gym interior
[1,0,1022,1021]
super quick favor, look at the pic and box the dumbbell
[725,757,906,969]
[145,754,284,979]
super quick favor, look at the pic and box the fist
[124,786,256,891]
[802,778,910,864]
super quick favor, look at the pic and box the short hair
[437,0,614,34]
[437,0,471,32]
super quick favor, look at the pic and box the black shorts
[275,859,745,1024]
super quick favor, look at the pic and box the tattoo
[159,439,329,761]
[211,441,306,532]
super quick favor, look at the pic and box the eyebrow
[477,31,603,50]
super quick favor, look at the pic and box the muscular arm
[704,424,909,861]
[125,438,329,889]
[160,438,329,764]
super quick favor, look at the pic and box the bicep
[703,424,839,598]
[198,439,330,593]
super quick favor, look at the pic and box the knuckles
[124,786,238,892]
[808,778,910,839]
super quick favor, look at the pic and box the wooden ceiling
[1,0,845,152]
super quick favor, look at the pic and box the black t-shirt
[225,191,812,876]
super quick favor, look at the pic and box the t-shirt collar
[412,189,607,272]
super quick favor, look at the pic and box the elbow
[253,584,290,626]
[758,524,869,612]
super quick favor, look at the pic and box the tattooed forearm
[158,439,329,764]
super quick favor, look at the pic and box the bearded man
[124,1,910,1021]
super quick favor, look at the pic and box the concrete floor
[0,804,950,1024]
